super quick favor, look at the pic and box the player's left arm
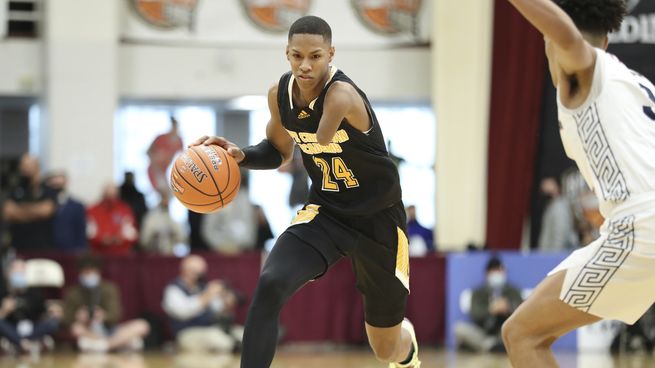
[316,82,358,146]
[507,0,596,75]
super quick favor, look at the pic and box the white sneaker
[389,319,421,368]
[78,337,109,353]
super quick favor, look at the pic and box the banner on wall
[351,0,422,35]
[241,0,312,32]
[131,0,199,29]
[609,0,655,80]
[122,0,431,47]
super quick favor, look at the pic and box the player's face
[286,34,334,91]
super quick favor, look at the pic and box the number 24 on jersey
[312,156,360,192]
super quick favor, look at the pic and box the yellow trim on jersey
[290,204,321,226]
[288,65,338,110]
[395,227,410,292]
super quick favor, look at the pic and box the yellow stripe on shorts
[290,204,321,225]
[395,227,410,292]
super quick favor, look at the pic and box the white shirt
[557,48,655,217]
[162,282,224,320]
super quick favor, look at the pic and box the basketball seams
[189,146,225,209]
[170,145,241,214]
[172,165,221,207]
[173,160,217,198]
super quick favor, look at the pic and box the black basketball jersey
[277,67,401,216]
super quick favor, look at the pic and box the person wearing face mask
[62,255,149,353]
[162,255,243,353]
[0,259,61,354]
[454,257,523,352]
[2,154,57,250]
[537,177,578,252]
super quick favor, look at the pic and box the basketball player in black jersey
[191,15,420,368]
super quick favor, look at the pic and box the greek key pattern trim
[563,215,635,312]
[574,103,630,202]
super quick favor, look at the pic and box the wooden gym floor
[0,347,653,368]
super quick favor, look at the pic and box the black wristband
[239,139,283,169]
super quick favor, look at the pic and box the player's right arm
[189,84,294,169]
[507,0,596,75]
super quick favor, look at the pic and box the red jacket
[86,199,138,255]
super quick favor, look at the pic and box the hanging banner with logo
[351,0,422,35]
[609,0,655,80]
[240,0,311,32]
[123,0,430,46]
[130,0,199,29]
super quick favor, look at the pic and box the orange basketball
[170,145,241,213]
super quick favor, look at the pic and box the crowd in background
[0,117,617,357]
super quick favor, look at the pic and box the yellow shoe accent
[389,319,421,368]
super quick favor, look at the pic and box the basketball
[170,145,241,213]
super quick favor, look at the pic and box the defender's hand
[189,136,245,164]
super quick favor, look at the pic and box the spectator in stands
[254,205,273,251]
[87,183,138,255]
[162,255,242,353]
[537,177,577,252]
[406,205,435,255]
[278,147,309,212]
[2,154,57,250]
[188,211,209,251]
[612,303,655,353]
[63,255,149,353]
[0,258,61,354]
[455,257,522,352]
[201,181,256,254]
[147,116,183,198]
[140,196,186,254]
[46,172,87,253]
[119,172,148,232]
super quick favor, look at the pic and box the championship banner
[122,0,431,47]
[609,0,655,80]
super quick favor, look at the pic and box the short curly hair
[554,0,627,35]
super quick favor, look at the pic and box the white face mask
[487,271,507,289]
[80,273,100,289]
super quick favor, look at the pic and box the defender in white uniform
[502,0,655,367]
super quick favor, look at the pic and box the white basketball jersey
[557,48,655,217]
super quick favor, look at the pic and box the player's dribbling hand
[190,136,245,163]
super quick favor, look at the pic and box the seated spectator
[63,255,149,353]
[0,258,61,354]
[2,154,57,250]
[454,257,522,352]
[140,196,186,254]
[406,205,435,255]
[119,172,147,232]
[611,303,655,353]
[538,177,577,252]
[162,255,242,353]
[254,205,273,251]
[87,184,138,255]
[201,185,256,254]
[46,172,87,253]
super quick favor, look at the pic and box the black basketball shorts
[283,201,410,328]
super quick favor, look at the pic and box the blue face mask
[80,273,100,289]
[9,272,28,289]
